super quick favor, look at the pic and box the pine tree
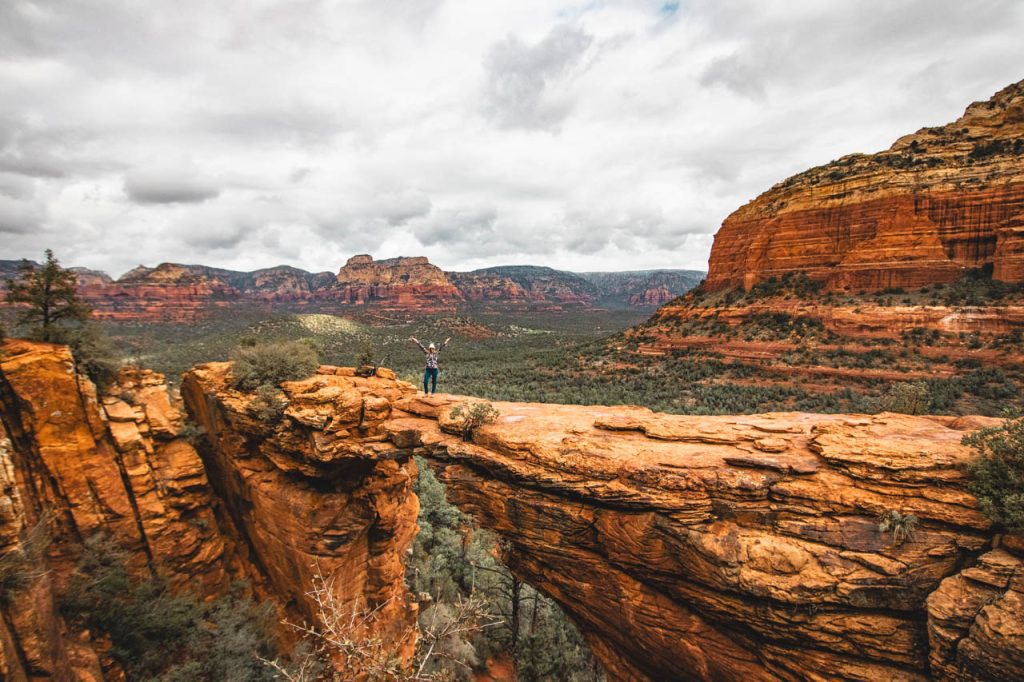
[5,250,91,342]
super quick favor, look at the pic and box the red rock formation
[628,285,674,306]
[0,345,422,679]
[386,395,1021,681]
[174,372,1024,681]
[706,79,1024,293]
[8,347,1020,680]
[0,340,237,679]
[333,255,463,312]
[2,257,701,322]
[927,543,1024,679]
[180,362,421,670]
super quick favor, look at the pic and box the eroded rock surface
[384,395,1020,681]
[0,344,420,680]
[180,362,421,669]
[705,79,1024,293]
[172,369,1024,681]
[4,349,1021,680]
[0,340,239,679]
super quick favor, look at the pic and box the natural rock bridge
[1,341,1021,680]
[181,362,1024,681]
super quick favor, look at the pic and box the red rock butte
[705,79,1024,292]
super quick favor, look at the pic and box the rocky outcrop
[927,541,1024,680]
[581,270,705,307]
[173,370,1023,681]
[7,347,1018,680]
[0,344,421,679]
[333,255,463,312]
[0,340,238,679]
[706,79,1024,293]
[180,362,421,669]
[386,395,1022,681]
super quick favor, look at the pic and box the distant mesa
[0,254,704,322]
[706,78,1024,293]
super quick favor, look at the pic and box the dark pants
[423,367,439,393]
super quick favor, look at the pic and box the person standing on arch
[410,336,451,394]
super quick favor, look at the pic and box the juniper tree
[5,250,91,342]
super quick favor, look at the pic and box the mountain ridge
[0,256,704,321]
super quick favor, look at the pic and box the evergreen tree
[5,250,91,342]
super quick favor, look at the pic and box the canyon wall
[0,343,420,679]
[705,79,1024,293]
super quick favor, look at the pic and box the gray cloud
[699,53,766,99]
[0,196,44,234]
[481,23,594,131]
[413,207,501,253]
[124,162,221,204]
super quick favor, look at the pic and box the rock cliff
[0,340,238,678]
[333,254,463,312]
[0,343,420,679]
[705,79,1024,293]
[177,369,1024,681]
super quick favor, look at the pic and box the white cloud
[0,0,1022,275]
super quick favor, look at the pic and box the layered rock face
[386,395,1021,681]
[180,362,421,667]
[0,258,703,322]
[172,372,1023,681]
[0,340,237,679]
[581,270,706,307]
[0,345,422,679]
[7,347,1019,680]
[333,254,463,311]
[706,79,1024,292]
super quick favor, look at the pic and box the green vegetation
[0,516,50,606]
[879,382,930,415]
[877,510,919,545]
[3,250,124,388]
[66,323,123,390]
[247,384,288,422]
[5,250,91,342]
[963,417,1024,534]
[230,339,320,390]
[449,402,500,442]
[60,534,282,681]
[410,458,605,681]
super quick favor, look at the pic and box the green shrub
[61,534,279,680]
[877,510,919,545]
[247,384,287,422]
[879,381,930,415]
[230,339,320,391]
[0,516,50,606]
[65,324,122,390]
[450,402,500,442]
[963,418,1024,534]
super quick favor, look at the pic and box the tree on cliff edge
[5,249,91,342]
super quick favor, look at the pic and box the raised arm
[439,336,451,351]
[409,336,427,353]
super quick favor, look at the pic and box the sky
[1,0,1023,277]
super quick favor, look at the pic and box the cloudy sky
[1,0,1023,277]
